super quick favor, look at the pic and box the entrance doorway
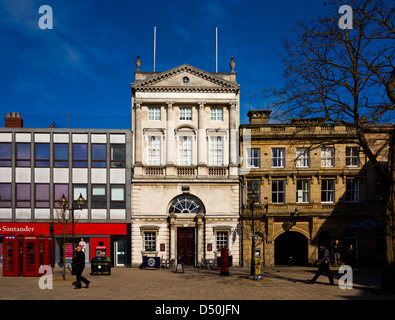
[274,231,308,266]
[177,227,195,265]
[115,240,126,266]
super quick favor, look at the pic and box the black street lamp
[246,190,259,279]
[283,208,299,232]
[60,193,86,240]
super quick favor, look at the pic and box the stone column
[166,102,175,165]
[169,213,177,261]
[196,213,204,265]
[229,101,237,166]
[134,101,142,165]
[197,102,207,175]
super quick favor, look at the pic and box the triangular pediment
[132,64,240,92]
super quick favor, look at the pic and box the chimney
[247,110,271,125]
[5,112,23,128]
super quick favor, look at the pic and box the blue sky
[0,0,329,128]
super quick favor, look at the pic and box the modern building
[239,110,390,267]
[0,112,132,267]
[130,57,241,267]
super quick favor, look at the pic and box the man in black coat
[308,245,335,285]
[75,245,90,289]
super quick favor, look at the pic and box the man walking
[74,245,90,289]
[308,245,335,285]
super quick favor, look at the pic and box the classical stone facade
[240,110,390,267]
[131,58,240,266]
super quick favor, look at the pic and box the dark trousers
[312,261,334,284]
[75,267,89,288]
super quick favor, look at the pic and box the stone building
[0,113,132,267]
[130,57,240,266]
[240,110,390,267]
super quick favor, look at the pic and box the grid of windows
[179,108,192,121]
[296,148,310,168]
[271,148,285,168]
[178,136,192,166]
[247,180,260,203]
[216,231,229,249]
[210,136,223,166]
[321,179,335,203]
[144,232,156,251]
[346,147,359,167]
[272,180,285,203]
[296,180,310,203]
[246,148,260,168]
[148,107,161,121]
[346,179,359,202]
[210,108,223,121]
[148,136,161,165]
[321,147,335,167]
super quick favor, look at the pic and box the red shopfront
[53,223,129,267]
[1,223,130,268]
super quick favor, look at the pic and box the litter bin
[91,246,111,275]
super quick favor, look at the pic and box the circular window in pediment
[169,196,203,214]
[182,76,190,84]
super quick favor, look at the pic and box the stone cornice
[131,64,240,92]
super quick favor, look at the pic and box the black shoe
[85,281,90,288]
[306,279,314,284]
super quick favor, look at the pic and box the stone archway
[274,231,308,266]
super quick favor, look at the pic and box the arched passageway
[274,231,308,266]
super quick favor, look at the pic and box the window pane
[54,144,69,167]
[111,145,125,168]
[148,136,161,165]
[35,184,49,207]
[92,144,106,168]
[16,143,31,167]
[73,144,87,167]
[54,184,68,202]
[35,144,49,167]
[74,185,87,200]
[92,185,106,208]
[0,184,12,207]
[111,187,124,201]
[16,184,30,207]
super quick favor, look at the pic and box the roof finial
[136,55,141,71]
[230,56,235,73]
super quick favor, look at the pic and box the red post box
[220,247,229,276]
[2,234,23,276]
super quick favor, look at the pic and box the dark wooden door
[177,228,195,265]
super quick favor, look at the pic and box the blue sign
[143,256,160,269]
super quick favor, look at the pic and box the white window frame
[296,147,310,168]
[148,107,161,121]
[346,147,359,167]
[144,231,157,252]
[210,136,224,166]
[246,148,260,168]
[210,108,223,122]
[178,136,193,166]
[271,148,285,168]
[321,179,335,203]
[346,179,359,203]
[272,180,285,204]
[179,108,192,121]
[216,231,229,250]
[321,147,335,167]
[296,180,310,203]
[148,136,162,165]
